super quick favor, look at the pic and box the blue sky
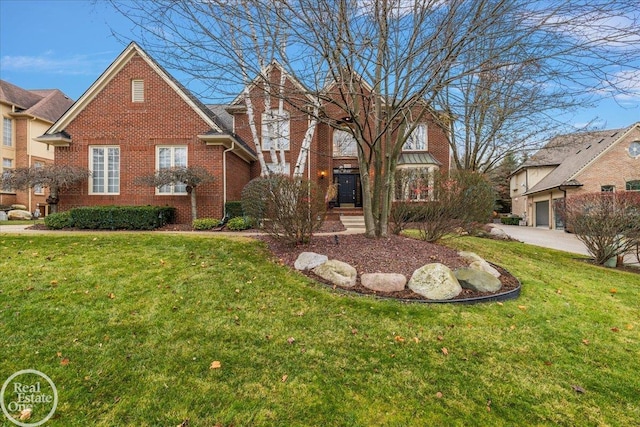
[1,0,638,130]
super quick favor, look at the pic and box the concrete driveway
[494,224,639,267]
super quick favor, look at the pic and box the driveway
[494,224,639,267]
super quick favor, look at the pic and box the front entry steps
[339,215,365,232]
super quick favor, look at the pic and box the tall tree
[109,0,640,237]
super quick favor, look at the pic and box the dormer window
[132,79,144,102]
[403,124,427,151]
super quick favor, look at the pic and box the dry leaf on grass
[210,361,221,369]
[19,408,32,420]
[441,347,449,356]
[281,374,288,382]
[60,358,70,366]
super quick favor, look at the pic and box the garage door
[535,201,549,227]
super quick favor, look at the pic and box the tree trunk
[189,188,197,221]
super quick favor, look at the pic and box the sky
[1,0,638,130]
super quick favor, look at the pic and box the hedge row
[60,206,177,230]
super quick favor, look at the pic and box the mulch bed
[260,232,521,301]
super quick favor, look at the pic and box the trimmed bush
[227,216,253,231]
[225,201,244,219]
[70,206,176,230]
[500,216,522,225]
[44,211,73,229]
[192,218,221,230]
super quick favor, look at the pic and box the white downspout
[222,141,236,218]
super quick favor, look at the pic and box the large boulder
[7,210,32,220]
[312,260,357,288]
[489,227,510,240]
[294,252,328,271]
[454,268,502,293]
[10,204,27,210]
[458,251,501,278]
[361,273,406,293]
[408,263,462,300]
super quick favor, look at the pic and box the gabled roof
[0,80,74,123]
[523,122,640,195]
[46,42,225,135]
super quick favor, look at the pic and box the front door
[336,174,361,207]
[535,200,550,227]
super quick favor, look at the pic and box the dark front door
[338,174,356,206]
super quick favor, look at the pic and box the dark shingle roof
[0,80,73,123]
[397,152,441,166]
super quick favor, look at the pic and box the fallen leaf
[281,374,288,382]
[437,335,444,341]
[609,288,617,294]
[496,302,503,306]
[351,328,358,335]
[544,361,553,366]
[61,358,70,366]
[287,337,295,344]
[441,347,449,356]
[611,327,620,332]
[510,325,516,330]
[108,293,115,299]
[394,336,405,342]
[56,351,62,357]
[210,361,221,369]
[518,305,527,310]
[435,391,443,398]
[571,384,586,393]
[160,259,166,265]
[50,280,58,285]
[556,289,562,294]
[19,408,32,420]
[177,419,189,427]
[626,324,634,330]
[582,339,590,345]
[413,337,420,344]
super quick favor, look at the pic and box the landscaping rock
[361,273,407,293]
[10,204,27,211]
[454,268,502,292]
[7,210,32,220]
[312,260,357,288]
[408,263,462,300]
[489,227,510,240]
[294,252,328,271]
[458,251,501,278]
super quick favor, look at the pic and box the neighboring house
[0,80,74,212]
[37,42,451,222]
[510,122,640,229]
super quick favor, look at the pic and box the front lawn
[1,233,638,426]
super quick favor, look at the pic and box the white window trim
[261,110,290,151]
[3,117,13,147]
[156,145,188,195]
[403,123,428,151]
[394,165,437,202]
[89,146,120,195]
[333,129,358,157]
[132,79,144,102]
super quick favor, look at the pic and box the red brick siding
[55,54,251,223]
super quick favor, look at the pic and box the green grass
[0,219,44,226]
[1,233,638,426]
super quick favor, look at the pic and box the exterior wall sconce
[320,170,326,179]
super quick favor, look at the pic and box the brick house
[38,42,451,223]
[509,122,640,229]
[1,80,74,212]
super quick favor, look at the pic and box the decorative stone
[454,268,502,293]
[0,211,7,221]
[294,252,328,271]
[10,204,27,211]
[361,273,407,293]
[458,251,501,278]
[489,227,509,240]
[469,261,501,278]
[312,260,357,288]
[408,263,462,300]
[7,210,32,220]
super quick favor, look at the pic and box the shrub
[192,218,221,230]
[242,176,325,244]
[500,216,522,225]
[563,191,640,265]
[44,211,73,229]
[224,201,244,219]
[227,216,253,231]
[70,206,176,230]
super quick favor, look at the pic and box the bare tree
[0,165,91,213]
[108,0,640,237]
[136,166,214,221]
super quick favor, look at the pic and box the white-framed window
[3,118,13,147]
[33,161,44,194]
[266,162,291,175]
[394,167,435,201]
[403,124,427,151]
[89,146,120,194]
[333,129,358,157]
[157,146,187,194]
[261,110,290,151]
[2,158,12,168]
[626,180,640,191]
[132,79,144,102]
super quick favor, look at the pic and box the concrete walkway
[339,215,365,233]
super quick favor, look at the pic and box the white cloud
[0,51,113,76]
